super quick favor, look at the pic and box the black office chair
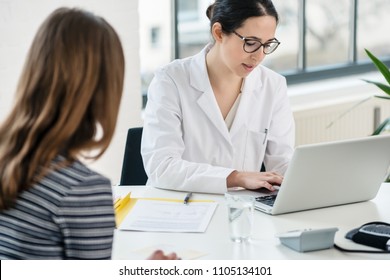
[119,127,148,185]
[119,127,266,185]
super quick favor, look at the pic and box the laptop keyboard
[255,195,277,206]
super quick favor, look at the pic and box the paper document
[119,200,218,232]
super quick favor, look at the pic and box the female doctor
[141,0,295,194]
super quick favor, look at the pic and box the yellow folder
[114,193,134,227]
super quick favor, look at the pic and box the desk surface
[112,183,390,260]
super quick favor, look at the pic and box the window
[150,27,161,48]
[139,0,173,105]
[177,0,198,22]
[357,1,389,60]
[139,0,390,105]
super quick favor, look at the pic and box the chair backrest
[119,127,265,185]
[119,127,148,185]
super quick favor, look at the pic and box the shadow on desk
[259,201,381,255]
[269,200,380,231]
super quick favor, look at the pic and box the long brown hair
[0,7,125,210]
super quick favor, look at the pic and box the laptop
[252,134,390,215]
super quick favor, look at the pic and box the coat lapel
[189,46,231,143]
[229,73,262,138]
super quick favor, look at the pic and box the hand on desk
[147,250,180,260]
[227,170,283,192]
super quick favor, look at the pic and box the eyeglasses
[233,31,280,54]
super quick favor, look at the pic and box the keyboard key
[256,195,277,206]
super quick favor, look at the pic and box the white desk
[112,183,390,260]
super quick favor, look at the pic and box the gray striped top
[0,157,115,259]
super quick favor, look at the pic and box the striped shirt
[0,157,115,259]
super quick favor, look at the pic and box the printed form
[118,199,218,233]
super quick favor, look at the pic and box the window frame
[172,0,390,85]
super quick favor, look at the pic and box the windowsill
[288,71,384,111]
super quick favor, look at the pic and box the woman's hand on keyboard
[227,171,283,191]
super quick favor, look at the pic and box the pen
[263,128,268,144]
[184,192,192,205]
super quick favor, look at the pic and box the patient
[0,7,178,260]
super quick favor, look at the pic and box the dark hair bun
[206,3,215,20]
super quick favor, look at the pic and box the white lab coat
[141,45,295,194]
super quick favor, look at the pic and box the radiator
[293,97,390,146]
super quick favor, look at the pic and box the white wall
[0,0,143,184]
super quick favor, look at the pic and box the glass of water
[225,193,255,243]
